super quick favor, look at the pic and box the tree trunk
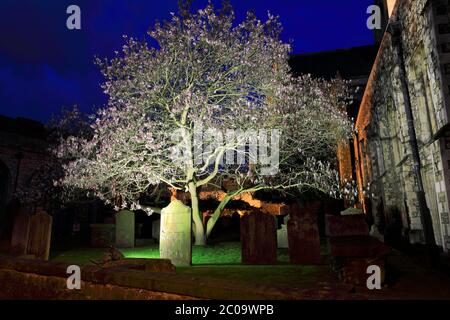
[206,195,232,239]
[188,182,206,246]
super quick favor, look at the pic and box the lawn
[50,241,291,265]
[50,242,334,290]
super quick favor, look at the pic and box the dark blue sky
[0,0,374,123]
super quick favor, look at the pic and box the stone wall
[0,116,49,206]
[0,117,50,242]
[355,0,450,251]
[0,269,193,300]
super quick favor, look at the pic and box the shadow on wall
[385,205,409,249]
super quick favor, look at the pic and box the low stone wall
[0,257,198,300]
[0,269,193,300]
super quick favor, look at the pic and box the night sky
[0,0,374,123]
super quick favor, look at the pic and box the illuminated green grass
[51,241,290,265]
[50,242,332,291]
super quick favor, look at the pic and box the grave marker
[160,200,191,266]
[27,209,52,260]
[241,211,277,264]
[115,210,135,248]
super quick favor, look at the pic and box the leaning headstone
[10,206,31,255]
[288,218,321,264]
[152,219,161,242]
[26,209,52,260]
[115,210,135,248]
[160,200,192,266]
[288,203,321,265]
[241,211,277,264]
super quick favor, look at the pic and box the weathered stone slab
[26,210,52,260]
[90,224,115,248]
[241,211,277,264]
[115,210,135,248]
[287,202,321,265]
[325,214,369,237]
[160,200,191,266]
[10,207,31,255]
[287,218,321,265]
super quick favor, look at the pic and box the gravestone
[160,200,191,266]
[325,214,369,237]
[277,215,289,248]
[241,211,277,264]
[26,209,52,260]
[10,206,31,255]
[288,202,321,265]
[90,224,115,248]
[152,219,160,242]
[115,210,135,248]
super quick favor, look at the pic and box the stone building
[0,115,49,240]
[354,0,450,252]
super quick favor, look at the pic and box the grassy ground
[50,241,292,265]
[50,241,335,291]
[12,241,450,299]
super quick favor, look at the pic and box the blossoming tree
[57,4,352,246]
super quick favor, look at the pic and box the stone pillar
[241,211,277,264]
[27,209,52,260]
[288,202,321,265]
[115,210,135,248]
[160,200,192,266]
